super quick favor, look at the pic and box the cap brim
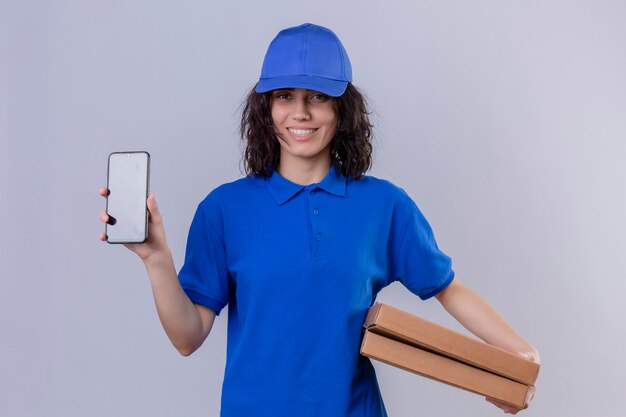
[256,75,348,97]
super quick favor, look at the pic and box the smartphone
[105,151,150,244]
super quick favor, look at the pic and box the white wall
[1,1,625,416]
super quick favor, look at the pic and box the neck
[278,155,331,186]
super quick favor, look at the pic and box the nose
[292,98,311,121]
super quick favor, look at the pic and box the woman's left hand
[485,351,538,414]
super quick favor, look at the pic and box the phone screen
[105,151,150,244]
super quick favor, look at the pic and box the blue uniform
[178,167,454,416]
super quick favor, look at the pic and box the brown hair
[240,83,373,178]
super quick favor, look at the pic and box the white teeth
[288,128,316,135]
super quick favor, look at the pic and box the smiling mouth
[288,128,318,135]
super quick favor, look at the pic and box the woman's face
[270,88,337,169]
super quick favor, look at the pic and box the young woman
[100,23,539,416]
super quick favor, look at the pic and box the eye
[309,93,329,102]
[273,91,292,100]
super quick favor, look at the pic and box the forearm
[143,250,206,355]
[436,279,540,362]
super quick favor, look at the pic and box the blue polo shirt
[178,167,454,417]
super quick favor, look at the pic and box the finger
[524,385,536,407]
[100,211,117,225]
[99,232,107,241]
[99,187,110,197]
[485,398,520,414]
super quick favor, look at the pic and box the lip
[287,127,318,142]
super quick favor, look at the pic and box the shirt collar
[266,166,347,205]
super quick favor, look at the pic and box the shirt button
[315,233,322,241]
[313,209,319,216]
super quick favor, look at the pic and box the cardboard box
[360,330,531,408]
[364,303,539,385]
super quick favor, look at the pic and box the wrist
[142,247,174,269]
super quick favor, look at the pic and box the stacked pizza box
[360,303,539,408]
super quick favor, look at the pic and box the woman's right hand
[99,188,215,354]
[99,187,170,262]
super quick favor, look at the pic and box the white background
[1,1,625,416]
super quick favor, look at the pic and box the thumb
[147,193,163,225]
[519,351,539,364]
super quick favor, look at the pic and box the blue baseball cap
[256,23,352,97]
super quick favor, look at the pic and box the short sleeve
[391,197,455,300]
[178,200,230,315]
